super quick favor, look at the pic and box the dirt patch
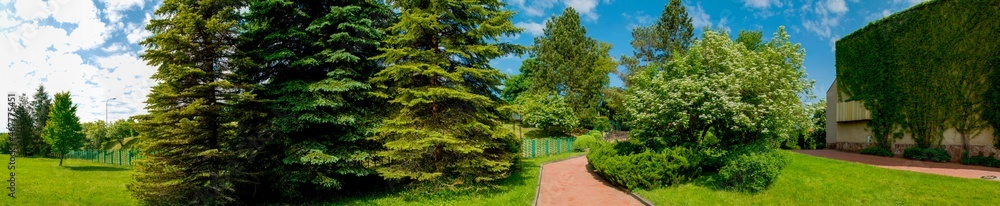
[796,149,1000,180]
[536,156,644,206]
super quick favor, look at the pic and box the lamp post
[105,97,117,126]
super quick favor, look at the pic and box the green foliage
[80,121,107,150]
[529,8,615,129]
[903,147,951,162]
[618,0,694,87]
[129,0,245,204]
[500,59,537,103]
[0,133,9,153]
[41,92,84,166]
[960,152,1000,168]
[717,149,788,193]
[588,143,701,190]
[517,93,578,135]
[572,130,606,152]
[10,93,38,156]
[370,0,524,185]
[237,0,394,200]
[105,119,137,149]
[783,100,827,150]
[859,147,894,157]
[626,27,812,149]
[836,0,1000,149]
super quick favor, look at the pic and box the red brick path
[796,149,1000,180]
[536,156,645,206]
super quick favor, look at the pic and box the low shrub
[961,152,1000,168]
[588,143,701,190]
[859,147,894,157]
[717,149,788,193]
[573,130,606,152]
[903,147,951,162]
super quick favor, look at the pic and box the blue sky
[0,0,929,132]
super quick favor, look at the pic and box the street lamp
[106,97,117,126]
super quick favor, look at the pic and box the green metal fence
[521,137,575,158]
[65,149,142,167]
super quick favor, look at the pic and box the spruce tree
[128,0,245,204]
[237,0,393,199]
[530,8,616,128]
[371,0,523,184]
[31,85,52,156]
[10,94,34,156]
[40,92,84,166]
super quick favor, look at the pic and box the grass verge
[0,154,137,205]
[329,152,585,205]
[635,151,1000,205]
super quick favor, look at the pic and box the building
[826,0,1000,161]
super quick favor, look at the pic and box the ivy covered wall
[835,0,1000,150]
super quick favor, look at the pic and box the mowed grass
[0,154,137,206]
[636,151,1000,205]
[331,152,585,205]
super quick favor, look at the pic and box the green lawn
[330,152,585,205]
[636,151,1000,205]
[0,154,137,205]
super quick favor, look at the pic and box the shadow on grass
[63,166,130,172]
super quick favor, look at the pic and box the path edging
[532,153,587,206]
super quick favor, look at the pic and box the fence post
[531,139,536,158]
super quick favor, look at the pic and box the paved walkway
[536,156,645,206]
[796,149,1000,180]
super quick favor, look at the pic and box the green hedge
[717,150,788,193]
[961,152,1000,168]
[572,130,606,152]
[903,147,950,162]
[859,147,894,157]
[836,0,1000,148]
[587,143,701,190]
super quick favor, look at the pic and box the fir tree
[10,94,34,156]
[31,85,52,156]
[40,92,84,166]
[371,0,524,184]
[128,0,245,204]
[237,0,394,199]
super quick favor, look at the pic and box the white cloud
[1,0,157,132]
[509,0,609,21]
[622,11,653,30]
[824,0,848,15]
[99,0,145,25]
[564,0,602,21]
[687,3,711,29]
[515,21,546,37]
[742,0,782,9]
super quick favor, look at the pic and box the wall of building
[825,80,838,144]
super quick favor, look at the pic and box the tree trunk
[960,133,970,155]
[59,153,64,166]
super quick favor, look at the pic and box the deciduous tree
[41,92,84,166]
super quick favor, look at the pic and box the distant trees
[41,92,84,166]
[10,94,35,156]
[528,7,616,129]
[618,0,695,87]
